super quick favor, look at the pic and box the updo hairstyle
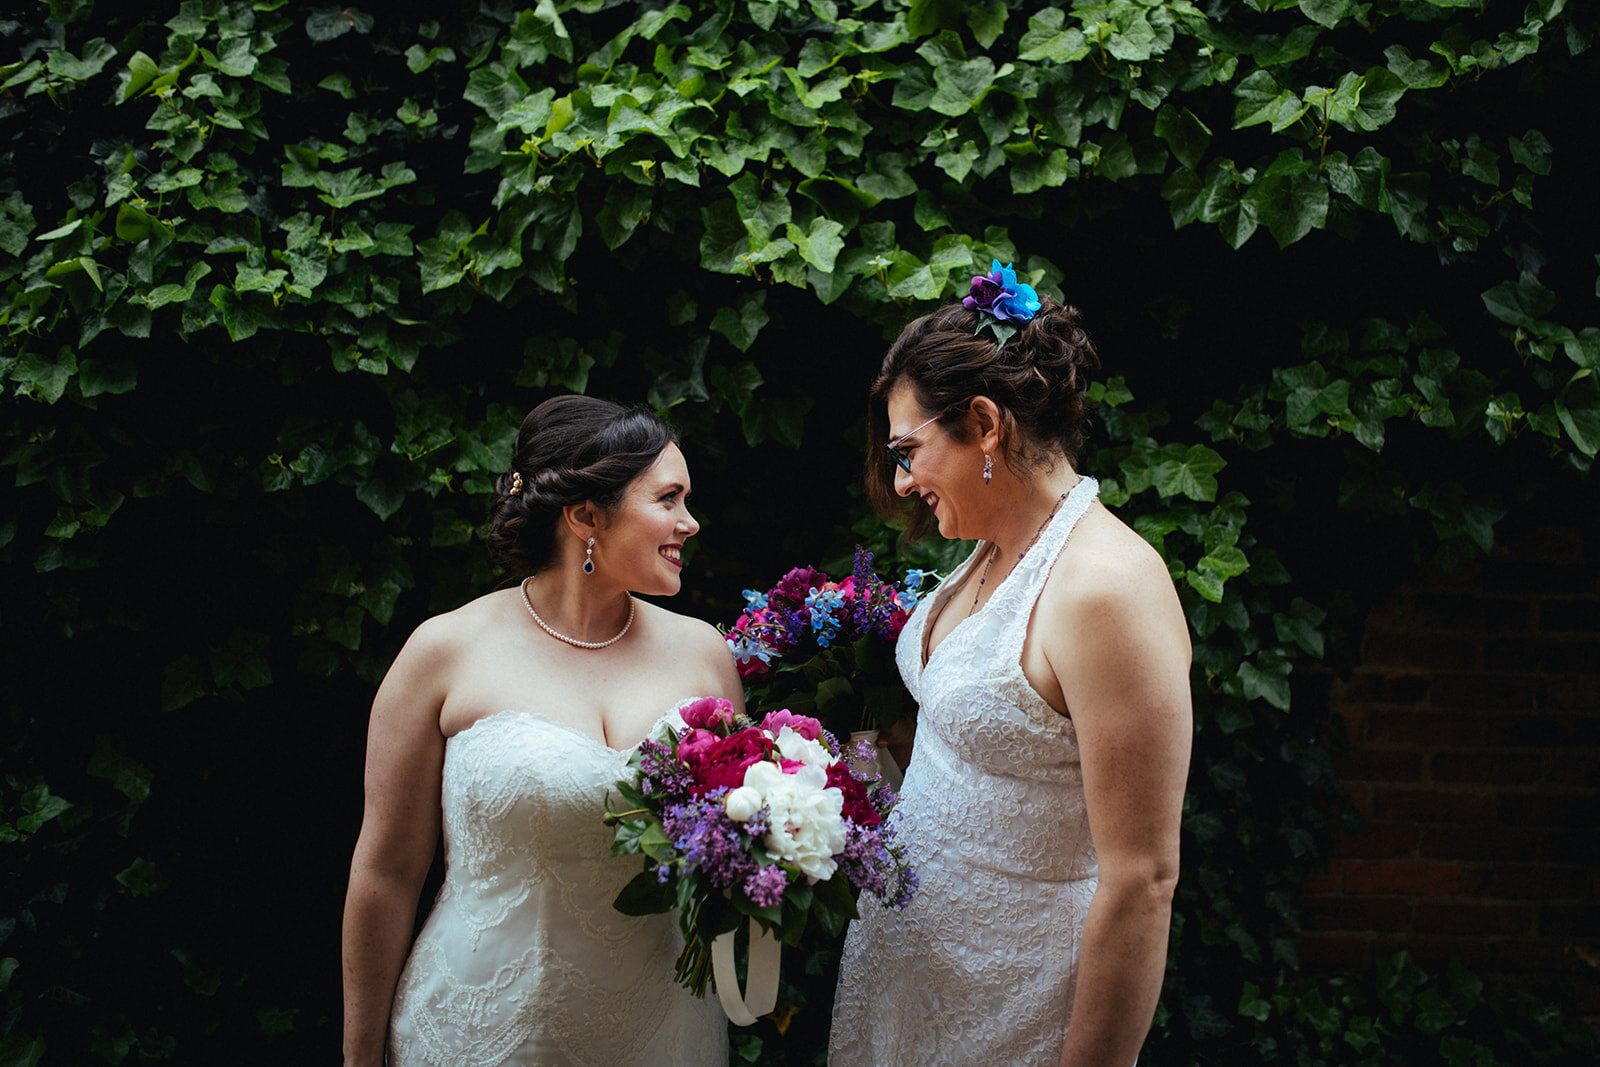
[866,296,1100,538]
[487,395,678,574]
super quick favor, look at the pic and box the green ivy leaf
[1554,370,1600,457]
[1152,444,1227,502]
[710,292,770,352]
[46,38,117,82]
[1250,173,1328,249]
[1297,0,1350,29]
[786,218,845,272]
[1233,71,1308,133]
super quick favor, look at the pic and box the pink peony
[684,729,774,796]
[676,728,720,765]
[762,709,822,741]
[681,696,738,730]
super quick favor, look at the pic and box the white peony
[724,785,763,822]
[740,761,846,882]
[774,726,838,770]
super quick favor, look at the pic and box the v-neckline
[919,539,998,670]
[916,478,1091,671]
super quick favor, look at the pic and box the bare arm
[1046,541,1192,1067]
[341,621,452,1067]
[700,618,747,716]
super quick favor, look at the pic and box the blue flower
[742,588,769,610]
[963,260,1040,324]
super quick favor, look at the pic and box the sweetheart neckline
[448,706,684,754]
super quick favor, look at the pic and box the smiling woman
[340,395,742,1066]
[834,293,1193,1067]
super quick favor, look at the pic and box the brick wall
[1299,520,1600,1015]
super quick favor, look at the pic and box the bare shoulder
[636,598,731,659]
[383,589,519,687]
[1049,502,1181,620]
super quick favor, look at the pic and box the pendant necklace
[521,577,635,649]
[967,485,1075,617]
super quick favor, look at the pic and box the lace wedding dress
[388,706,726,1066]
[830,477,1103,1066]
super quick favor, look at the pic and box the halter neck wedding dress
[830,477,1103,1066]
[387,706,725,1066]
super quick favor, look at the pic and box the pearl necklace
[520,578,635,649]
[968,485,1075,617]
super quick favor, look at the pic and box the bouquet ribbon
[711,919,781,1026]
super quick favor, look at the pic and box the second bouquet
[604,696,915,1025]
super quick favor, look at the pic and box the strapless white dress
[388,706,726,1066]
[830,477,1103,1065]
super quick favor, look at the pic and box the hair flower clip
[963,259,1041,349]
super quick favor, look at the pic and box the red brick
[1331,823,1420,859]
[1549,752,1600,787]
[1300,897,1413,933]
[1485,637,1600,675]
[1539,905,1600,937]
[1333,673,1434,705]
[1540,599,1600,633]
[1540,829,1600,863]
[1414,594,1532,633]
[1336,748,1426,783]
[1297,933,1371,971]
[1546,674,1600,710]
[1362,633,1479,671]
[1430,751,1545,785]
[1487,712,1600,747]
[1489,939,1576,974]
[1496,793,1600,829]
[1301,866,1341,894]
[1370,934,1495,971]
[1368,710,1485,746]
[1414,902,1535,936]
[1428,673,1546,712]
[1343,861,1463,896]
[1372,788,1495,823]
[1468,864,1591,901]
[1421,825,1542,862]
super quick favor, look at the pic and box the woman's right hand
[341,617,453,1063]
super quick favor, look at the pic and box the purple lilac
[743,865,789,909]
[834,821,889,897]
[661,797,759,891]
[637,739,696,799]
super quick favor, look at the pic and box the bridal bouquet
[724,548,932,739]
[604,696,915,1023]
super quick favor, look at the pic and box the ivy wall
[2,1,1596,1063]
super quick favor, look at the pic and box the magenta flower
[762,709,823,741]
[681,696,738,730]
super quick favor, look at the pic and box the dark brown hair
[865,297,1100,539]
[486,395,678,573]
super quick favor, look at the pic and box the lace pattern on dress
[388,705,726,1067]
[830,477,1103,1066]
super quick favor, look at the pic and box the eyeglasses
[885,414,942,474]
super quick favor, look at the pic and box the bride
[341,395,738,1065]
[830,281,1193,1065]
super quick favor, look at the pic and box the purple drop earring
[982,454,993,484]
[583,536,595,574]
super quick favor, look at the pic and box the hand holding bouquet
[604,697,915,1024]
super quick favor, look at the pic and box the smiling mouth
[659,545,683,567]
[921,493,939,513]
